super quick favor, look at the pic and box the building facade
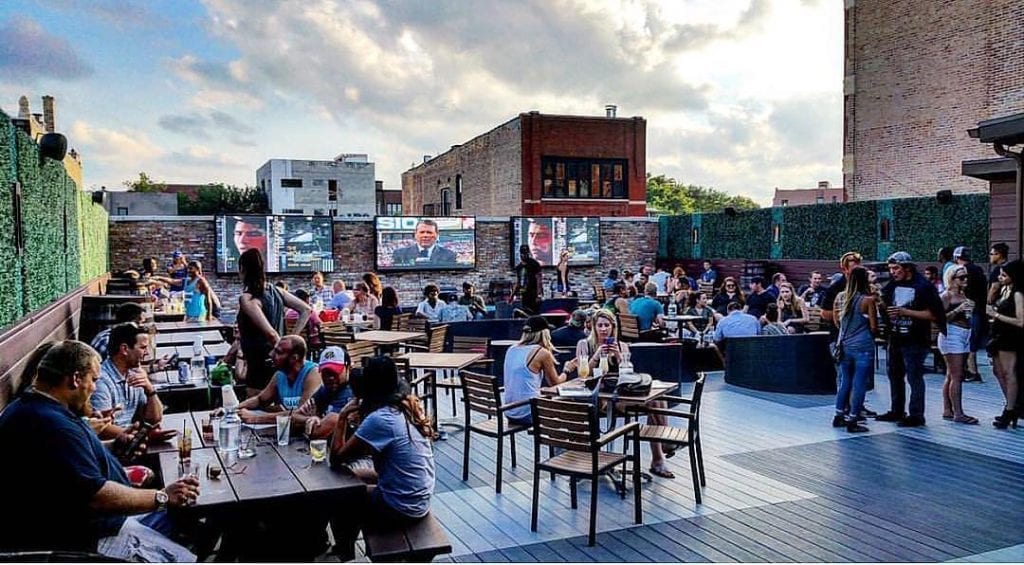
[256,154,375,216]
[843,0,1024,201]
[772,181,846,207]
[402,110,646,217]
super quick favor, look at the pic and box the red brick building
[401,110,646,216]
[843,0,1024,201]
[772,181,846,207]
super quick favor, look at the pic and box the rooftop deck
[416,354,1023,563]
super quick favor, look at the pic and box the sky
[0,0,843,205]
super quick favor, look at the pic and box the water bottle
[191,335,205,380]
[667,301,677,317]
[219,385,241,464]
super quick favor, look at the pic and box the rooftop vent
[605,104,617,118]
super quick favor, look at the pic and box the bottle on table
[219,385,241,464]
[190,335,205,380]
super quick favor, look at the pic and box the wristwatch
[155,489,169,510]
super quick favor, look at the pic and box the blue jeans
[836,348,873,418]
[887,343,928,417]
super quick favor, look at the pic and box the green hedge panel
[78,190,109,282]
[659,215,692,260]
[891,194,989,261]
[781,200,878,260]
[700,208,773,259]
[18,132,67,312]
[0,113,23,327]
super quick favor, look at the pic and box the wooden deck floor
[409,353,1024,563]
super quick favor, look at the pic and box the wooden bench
[362,512,452,563]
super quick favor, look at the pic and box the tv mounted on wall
[215,215,335,274]
[374,216,476,272]
[511,216,601,267]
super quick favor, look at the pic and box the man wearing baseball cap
[294,345,353,439]
[879,251,945,427]
[551,309,590,347]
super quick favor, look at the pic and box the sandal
[649,463,675,479]
[663,444,678,459]
[953,415,979,425]
[942,413,954,420]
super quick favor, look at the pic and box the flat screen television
[375,216,476,271]
[215,215,335,274]
[511,216,601,267]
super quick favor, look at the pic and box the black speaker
[724,206,737,217]
[39,132,68,162]
[936,189,953,204]
[91,191,104,204]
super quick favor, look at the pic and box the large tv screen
[512,216,601,267]
[375,216,476,271]
[216,215,335,274]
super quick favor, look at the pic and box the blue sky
[0,0,843,204]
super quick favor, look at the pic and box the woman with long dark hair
[986,260,1023,429]
[711,277,746,320]
[362,272,383,301]
[832,266,878,433]
[329,356,436,561]
[374,286,403,330]
[237,249,310,390]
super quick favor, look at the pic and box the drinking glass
[210,416,222,447]
[309,439,327,463]
[177,428,192,466]
[276,414,291,446]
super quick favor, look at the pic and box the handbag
[600,372,653,396]
[831,295,856,364]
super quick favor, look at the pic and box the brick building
[256,154,375,217]
[772,181,846,207]
[843,0,1024,201]
[402,109,647,217]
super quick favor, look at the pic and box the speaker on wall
[39,132,68,162]
[724,206,737,217]
[91,191,104,204]
[936,189,953,204]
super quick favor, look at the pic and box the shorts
[938,324,971,355]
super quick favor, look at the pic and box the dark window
[880,218,892,241]
[815,196,825,204]
[781,199,788,206]
[281,178,303,188]
[283,208,303,214]
[540,156,628,199]
[455,175,463,209]
[117,207,128,216]
[440,189,452,216]
[314,209,324,216]
[386,203,402,216]
[328,180,338,201]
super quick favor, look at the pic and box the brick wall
[843,0,1024,201]
[108,217,658,313]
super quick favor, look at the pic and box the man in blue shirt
[713,302,761,343]
[0,340,198,559]
[328,280,353,310]
[700,260,719,284]
[629,282,666,333]
[236,335,323,423]
[602,269,619,291]
[91,323,164,438]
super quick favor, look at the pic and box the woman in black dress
[986,260,1023,429]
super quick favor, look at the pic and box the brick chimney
[42,95,56,133]
[18,96,30,119]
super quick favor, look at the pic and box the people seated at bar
[0,340,200,561]
[777,282,809,333]
[457,282,487,320]
[91,302,144,359]
[603,281,631,315]
[329,356,437,562]
[744,276,774,319]
[235,335,322,422]
[602,268,619,291]
[415,283,443,322]
[551,309,590,347]
[683,292,715,335]
[362,272,384,301]
[374,286,404,330]
[672,275,694,307]
[350,281,380,318]
[700,260,719,285]
[711,276,745,319]
[630,282,667,340]
[310,271,332,309]
[328,280,353,310]
[503,316,575,426]
[761,304,789,336]
[766,272,787,299]
[294,345,352,439]
[797,271,828,308]
[621,270,638,298]
[714,301,761,343]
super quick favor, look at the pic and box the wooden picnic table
[155,342,231,361]
[153,319,230,333]
[354,330,425,345]
[156,411,363,510]
[154,330,225,346]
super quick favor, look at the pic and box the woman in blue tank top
[833,267,878,433]
[179,261,213,321]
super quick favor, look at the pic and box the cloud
[0,16,93,80]
[48,0,163,29]
[157,110,254,141]
[158,113,210,139]
[70,120,165,164]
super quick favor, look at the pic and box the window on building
[541,156,628,199]
[781,199,788,206]
[831,195,838,203]
[455,175,463,209]
[330,209,338,217]
[328,180,338,201]
[281,178,303,188]
[423,203,438,215]
[314,209,325,216]
[116,207,128,216]
[312,179,325,187]
[440,188,452,216]
[815,196,825,205]
[283,208,304,214]
[386,203,403,216]
[260,179,265,190]
[880,218,892,242]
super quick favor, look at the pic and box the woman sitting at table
[684,292,715,336]
[672,276,693,309]
[711,277,746,320]
[329,356,437,562]
[574,309,674,479]
[349,282,380,319]
[777,282,809,333]
[502,316,576,426]
[374,286,404,330]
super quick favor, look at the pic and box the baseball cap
[319,345,348,373]
[953,246,970,261]
[172,250,184,258]
[568,309,589,328]
[887,251,914,265]
[523,315,554,333]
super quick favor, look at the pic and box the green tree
[123,171,165,193]
[177,183,268,214]
[646,174,759,214]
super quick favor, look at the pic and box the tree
[646,174,759,215]
[177,183,268,215]
[124,171,165,193]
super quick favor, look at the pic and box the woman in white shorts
[939,266,976,424]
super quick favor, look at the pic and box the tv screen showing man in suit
[375,216,476,271]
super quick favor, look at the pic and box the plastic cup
[210,416,222,447]
[310,439,327,463]
[276,414,291,446]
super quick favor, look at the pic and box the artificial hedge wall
[0,109,108,331]
[659,193,990,262]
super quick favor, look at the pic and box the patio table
[154,330,225,346]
